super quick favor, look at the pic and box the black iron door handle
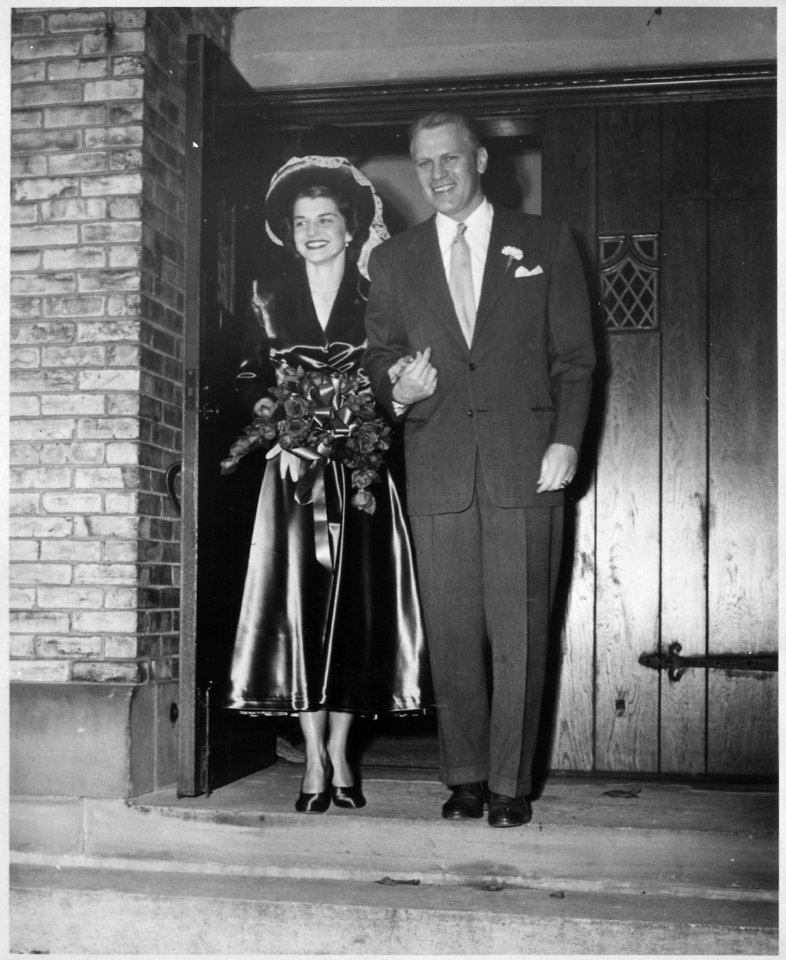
[639,642,777,682]
[165,461,182,515]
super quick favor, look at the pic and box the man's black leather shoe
[441,782,488,820]
[487,793,532,827]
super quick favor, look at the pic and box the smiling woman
[292,192,354,324]
[293,196,351,259]
[220,155,433,814]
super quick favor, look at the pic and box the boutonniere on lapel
[502,245,523,272]
[502,245,543,279]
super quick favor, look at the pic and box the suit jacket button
[467,410,474,417]
[468,362,477,371]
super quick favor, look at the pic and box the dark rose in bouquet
[220,397,278,474]
[221,362,392,514]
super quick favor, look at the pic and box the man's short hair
[408,110,483,155]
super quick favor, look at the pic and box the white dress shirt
[390,198,494,413]
[435,198,494,309]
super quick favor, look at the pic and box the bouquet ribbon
[294,458,343,572]
[288,374,358,570]
[223,348,387,549]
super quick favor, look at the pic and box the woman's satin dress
[224,264,433,715]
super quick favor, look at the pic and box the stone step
[11,770,777,954]
[10,862,779,955]
[11,769,777,901]
[12,804,776,903]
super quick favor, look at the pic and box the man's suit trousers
[410,456,564,798]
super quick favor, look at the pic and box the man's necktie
[448,222,475,346]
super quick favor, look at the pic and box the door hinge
[165,461,182,515]
[185,367,220,419]
[185,367,199,411]
[639,642,778,682]
[198,681,213,797]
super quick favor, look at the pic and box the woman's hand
[388,355,415,384]
[278,450,302,482]
[266,444,302,482]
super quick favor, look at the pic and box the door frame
[222,61,774,127]
[179,47,775,793]
[180,35,279,796]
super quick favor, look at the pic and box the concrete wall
[232,6,776,89]
[10,681,179,798]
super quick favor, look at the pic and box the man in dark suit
[363,110,594,826]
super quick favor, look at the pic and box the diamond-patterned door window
[598,233,660,331]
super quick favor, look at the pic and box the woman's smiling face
[292,195,351,266]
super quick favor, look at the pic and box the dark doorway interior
[227,124,547,777]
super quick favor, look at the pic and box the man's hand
[391,348,438,405]
[537,442,577,493]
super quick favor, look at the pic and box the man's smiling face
[411,122,487,222]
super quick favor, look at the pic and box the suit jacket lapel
[401,210,534,350]
[473,206,525,342]
[405,217,469,350]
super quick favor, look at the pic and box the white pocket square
[515,265,543,278]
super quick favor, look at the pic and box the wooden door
[178,57,775,787]
[179,36,286,795]
[543,96,777,777]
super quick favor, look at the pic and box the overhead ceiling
[231,6,776,90]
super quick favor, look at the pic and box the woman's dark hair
[281,184,366,257]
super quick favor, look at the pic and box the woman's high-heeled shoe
[295,759,332,814]
[295,786,331,813]
[330,782,366,809]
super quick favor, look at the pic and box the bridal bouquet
[221,363,392,514]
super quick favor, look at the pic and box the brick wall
[10,9,234,693]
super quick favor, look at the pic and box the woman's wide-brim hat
[265,155,377,247]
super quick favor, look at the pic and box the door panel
[594,333,661,772]
[707,199,777,775]
[706,101,777,776]
[543,96,776,777]
[179,36,282,795]
[708,99,777,198]
[657,96,712,777]
[659,199,708,774]
[594,104,663,772]
[662,102,707,197]
[597,105,660,233]
[541,108,598,772]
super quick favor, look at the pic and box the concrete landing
[10,767,779,954]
